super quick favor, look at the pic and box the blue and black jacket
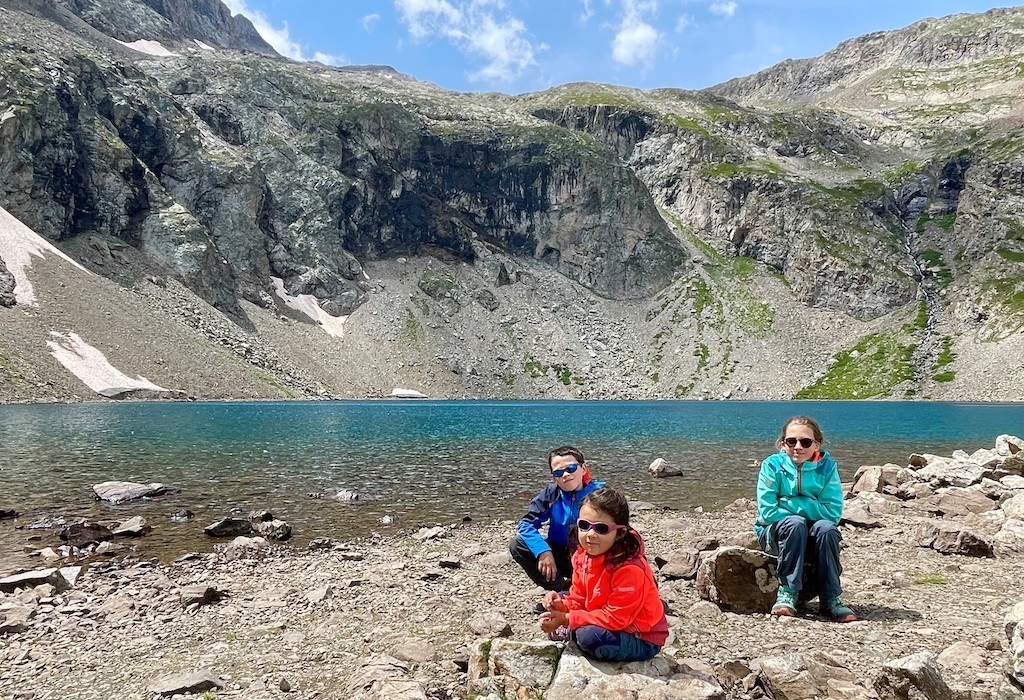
[516,476,606,557]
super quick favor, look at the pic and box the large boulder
[93,481,178,504]
[753,652,874,700]
[915,520,993,557]
[0,257,15,307]
[546,648,725,700]
[695,546,778,614]
[850,463,908,494]
[874,652,954,700]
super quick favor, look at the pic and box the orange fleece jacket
[564,537,669,646]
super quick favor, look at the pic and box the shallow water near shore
[1,399,1022,573]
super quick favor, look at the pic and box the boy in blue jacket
[509,445,605,591]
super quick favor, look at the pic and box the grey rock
[0,256,15,307]
[753,651,870,700]
[649,457,685,478]
[0,568,72,594]
[915,520,994,557]
[253,519,292,541]
[149,670,223,697]
[92,481,177,504]
[179,585,227,608]
[111,515,151,537]
[467,612,512,637]
[0,605,36,634]
[695,546,778,614]
[60,521,114,547]
[345,655,427,700]
[875,652,954,700]
[204,517,255,538]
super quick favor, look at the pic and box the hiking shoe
[547,625,570,642]
[822,597,857,622]
[771,585,798,616]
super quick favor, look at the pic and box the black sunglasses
[784,437,815,448]
[577,518,626,535]
[551,463,580,479]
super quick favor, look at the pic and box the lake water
[1,400,1022,573]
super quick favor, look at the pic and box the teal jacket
[755,449,844,537]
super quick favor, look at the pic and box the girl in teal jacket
[755,416,856,622]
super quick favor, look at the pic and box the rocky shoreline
[3,438,1024,699]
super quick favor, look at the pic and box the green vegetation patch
[883,161,921,185]
[933,371,956,383]
[913,572,950,585]
[996,247,1024,263]
[551,363,584,386]
[795,323,919,400]
[934,213,957,231]
[809,178,886,209]
[934,335,955,369]
[700,161,783,179]
[921,249,954,287]
[525,357,547,378]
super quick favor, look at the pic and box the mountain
[0,1,1022,402]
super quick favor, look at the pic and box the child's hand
[544,591,567,612]
[539,611,568,634]
[538,551,557,581]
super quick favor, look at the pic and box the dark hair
[548,445,585,470]
[776,415,825,448]
[580,486,642,567]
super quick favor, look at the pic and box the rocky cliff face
[0,0,275,54]
[1,2,1023,403]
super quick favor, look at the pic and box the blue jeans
[758,515,843,601]
[573,625,661,662]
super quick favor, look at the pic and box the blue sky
[221,1,1013,94]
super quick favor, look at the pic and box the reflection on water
[1,400,1021,573]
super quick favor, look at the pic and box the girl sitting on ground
[538,486,668,661]
[755,415,856,622]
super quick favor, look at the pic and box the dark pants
[508,535,572,591]
[573,625,661,662]
[758,515,843,601]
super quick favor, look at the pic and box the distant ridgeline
[0,1,1022,402]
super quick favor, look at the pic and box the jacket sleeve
[756,458,787,526]
[516,486,555,557]
[563,552,586,612]
[816,461,844,524]
[567,564,646,632]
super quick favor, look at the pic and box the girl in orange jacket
[538,486,668,661]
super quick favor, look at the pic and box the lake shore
[2,495,1022,699]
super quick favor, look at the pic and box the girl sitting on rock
[538,486,668,661]
[755,415,857,622]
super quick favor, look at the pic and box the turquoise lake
[1,400,1022,572]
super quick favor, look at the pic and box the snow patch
[47,331,167,395]
[391,388,427,399]
[0,106,15,124]
[271,277,348,338]
[194,40,216,51]
[116,39,179,57]
[0,206,92,306]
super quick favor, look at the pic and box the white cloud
[611,1,661,68]
[223,0,347,65]
[710,1,738,17]
[394,0,463,39]
[394,0,542,84]
[362,14,381,31]
[579,0,594,22]
[675,14,695,33]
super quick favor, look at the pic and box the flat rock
[92,481,178,504]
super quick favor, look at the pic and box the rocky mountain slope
[0,1,1022,402]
